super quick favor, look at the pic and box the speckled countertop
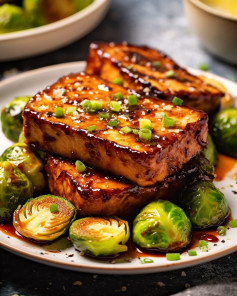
[0,0,237,295]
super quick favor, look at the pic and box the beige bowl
[184,0,237,64]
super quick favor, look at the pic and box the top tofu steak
[23,72,208,186]
[86,42,223,116]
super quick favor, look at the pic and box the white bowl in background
[0,0,110,61]
[184,0,237,64]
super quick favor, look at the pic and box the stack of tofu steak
[23,42,223,218]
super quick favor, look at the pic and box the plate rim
[0,61,237,274]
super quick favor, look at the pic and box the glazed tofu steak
[45,154,212,218]
[23,72,208,186]
[86,42,223,116]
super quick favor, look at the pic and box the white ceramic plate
[0,62,236,274]
[0,0,110,61]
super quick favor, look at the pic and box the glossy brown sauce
[215,154,237,181]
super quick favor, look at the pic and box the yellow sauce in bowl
[200,0,237,17]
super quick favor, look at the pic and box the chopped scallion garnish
[91,100,103,110]
[172,96,183,106]
[112,78,123,85]
[55,107,64,118]
[66,106,77,114]
[98,112,110,119]
[166,253,180,261]
[81,100,102,112]
[110,101,121,112]
[153,61,161,68]
[229,219,237,228]
[199,240,208,252]
[188,250,197,256]
[139,128,152,141]
[128,94,137,106]
[113,92,124,100]
[132,129,139,135]
[49,203,58,213]
[139,118,151,129]
[108,120,118,127]
[165,70,175,78]
[199,63,208,71]
[75,160,86,173]
[162,113,175,128]
[87,125,96,132]
[217,226,226,236]
[120,126,132,134]
[140,258,154,264]
[127,64,133,70]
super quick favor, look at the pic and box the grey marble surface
[0,0,237,295]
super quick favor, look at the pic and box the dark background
[1,0,237,295]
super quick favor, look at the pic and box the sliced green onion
[217,226,226,236]
[162,113,175,128]
[128,94,137,106]
[75,160,86,173]
[113,92,124,100]
[172,96,183,106]
[120,126,132,134]
[91,100,103,110]
[112,78,123,85]
[139,128,152,141]
[199,63,208,71]
[66,106,77,114]
[139,118,151,129]
[143,125,152,130]
[98,112,110,119]
[140,258,154,264]
[165,70,175,78]
[49,203,58,213]
[110,101,121,112]
[166,253,180,261]
[87,125,96,132]
[153,61,161,68]
[132,129,139,135]
[80,99,92,112]
[188,250,197,256]
[127,64,133,70]
[143,87,151,93]
[108,120,118,127]
[229,219,237,228]
[199,240,208,252]
[55,107,64,118]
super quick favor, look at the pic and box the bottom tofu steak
[45,154,213,219]
[23,72,208,186]
[86,42,223,116]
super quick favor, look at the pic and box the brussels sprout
[69,217,130,257]
[1,96,31,142]
[0,143,47,194]
[179,181,228,229]
[0,161,33,222]
[0,4,32,33]
[133,200,191,252]
[13,195,76,241]
[203,134,218,166]
[210,108,237,158]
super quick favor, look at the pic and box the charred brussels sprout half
[0,143,47,194]
[179,181,228,229]
[69,217,130,257]
[1,96,31,142]
[0,161,33,222]
[203,134,218,166]
[210,108,237,158]
[13,195,76,241]
[133,200,191,252]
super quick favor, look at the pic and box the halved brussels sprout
[0,4,32,33]
[133,200,191,252]
[1,96,31,142]
[69,217,130,257]
[0,161,33,222]
[0,143,47,194]
[179,181,228,229]
[210,108,237,158]
[13,195,76,241]
[203,134,218,166]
